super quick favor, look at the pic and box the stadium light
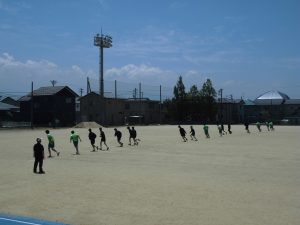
[94,32,113,98]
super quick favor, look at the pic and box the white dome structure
[254,91,290,105]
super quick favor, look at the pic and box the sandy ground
[0,125,299,225]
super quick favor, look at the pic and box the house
[79,92,162,126]
[217,98,244,124]
[19,86,78,126]
[0,102,19,122]
[0,96,20,107]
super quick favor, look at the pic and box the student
[244,121,250,133]
[33,138,45,174]
[190,126,198,141]
[99,127,109,150]
[45,130,60,158]
[221,123,227,135]
[70,130,81,155]
[269,121,274,131]
[131,127,140,145]
[114,128,123,147]
[227,123,232,134]
[218,125,223,137]
[178,125,188,142]
[127,126,133,145]
[88,128,97,151]
[265,121,270,131]
[203,124,210,138]
[256,122,261,132]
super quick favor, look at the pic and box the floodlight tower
[94,32,112,98]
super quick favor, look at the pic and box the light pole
[94,33,112,98]
[94,32,112,125]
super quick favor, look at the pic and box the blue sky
[0,0,299,100]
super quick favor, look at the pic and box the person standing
[88,128,97,151]
[99,127,109,150]
[178,125,188,142]
[190,126,198,141]
[70,130,81,155]
[114,128,123,147]
[45,130,60,158]
[269,121,274,131]
[265,121,270,131]
[33,138,45,174]
[203,124,210,138]
[221,123,227,135]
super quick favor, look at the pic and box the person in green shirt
[269,121,274,131]
[265,121,270,131]
[45,130,60,158]
[256,122,261,132]
[203,124,210,138]
[70,130,82,155]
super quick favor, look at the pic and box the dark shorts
[117,136,121,142]
[73,141,78,147]
[48,143,55,149]
[90,139,95,145]
[101,138,106,142]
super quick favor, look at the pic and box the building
[0,96,20,107]
[217,98,244,124]
[19,86,78,126]
[244,90,300,124]
[0,102,19,123]
[79,92,162,126]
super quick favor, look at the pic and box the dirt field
[0,125,299,225]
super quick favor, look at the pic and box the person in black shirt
[227,123,232,134]
[178,125,188,142]
[131,127,140,145]
[88,128,97,151]
[127,126,133,145]
[33,138,45,174]
[190,126,197,141]
[99,127,109,150]
[114,128,123,147]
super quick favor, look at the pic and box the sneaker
[107,147,109,151]
[57,152,60,156]
[39,171,45,174]
[48,155,52,158]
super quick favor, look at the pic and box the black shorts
[90,139,95,145]
[101,138,106,142]
[48,143,55,149]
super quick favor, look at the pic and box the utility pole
[79,88,83,97]
[218,88,223,124]
[30,82,34,129]
[115,80,117,99]
[159,85,162,124]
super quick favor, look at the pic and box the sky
[0,0,299,100]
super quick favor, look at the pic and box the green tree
[200,79,217,122]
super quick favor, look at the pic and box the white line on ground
[0,217,41,225]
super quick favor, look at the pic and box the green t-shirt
[70,134,80,142]
[47,134,54,144]
[203,125,209,132]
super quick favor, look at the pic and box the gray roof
[19,86,78,101]
[217,98,244,104]
[255,91,290,105]
[256,91,290,100]
[0,102,19,111]
[284,99,300,105]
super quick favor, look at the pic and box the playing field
[0,125,299,225]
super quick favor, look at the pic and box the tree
[173,76,186,101]
[200,79,217,122]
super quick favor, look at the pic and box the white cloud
[0,53,96,93]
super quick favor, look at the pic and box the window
[65,98,72,104]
